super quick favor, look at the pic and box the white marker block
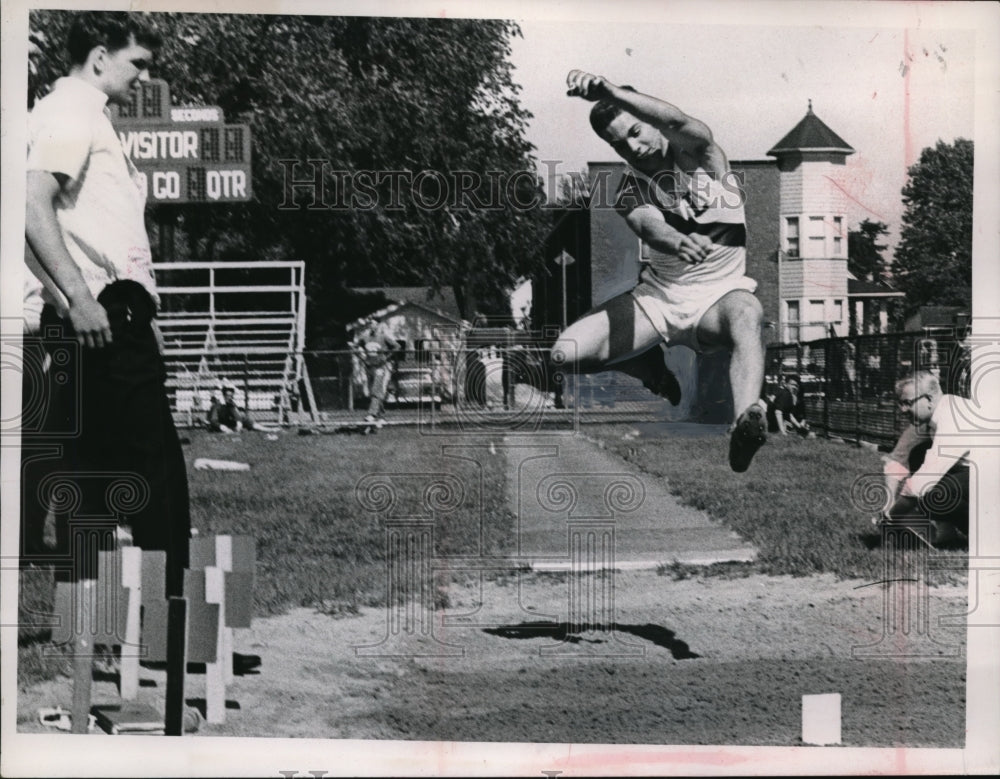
[215,535,233,572]
[215,536,235,684]
[802,693,842,745]
[204,566,227,724]
[120,547,143,700]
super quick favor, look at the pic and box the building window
[785,217,799,257]
[833,217,844,255]
[833,299,844,322]
[808,299,825,324]
[808,216,825,256]
[786,300,800,342]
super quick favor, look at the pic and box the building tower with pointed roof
[768,101,855,342]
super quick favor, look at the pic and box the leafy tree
[28,11,549,341]
[892,138,973,314]
[847,219,889,283]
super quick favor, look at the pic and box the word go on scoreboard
[111,79,252,204]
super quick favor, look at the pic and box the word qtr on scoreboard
[111,79,253,204]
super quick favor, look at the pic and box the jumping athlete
[552,70,768,471]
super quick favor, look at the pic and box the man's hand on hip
[68,295,113,349]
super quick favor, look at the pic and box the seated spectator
[788,377,812,434]
[207,385,255,433]
[770,376,810,436]
[878,371,970,546]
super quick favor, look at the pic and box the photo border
[2,1,997,775]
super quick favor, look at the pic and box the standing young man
[354,319,400,423]
[554,70,767,471]
[25,13,190,595]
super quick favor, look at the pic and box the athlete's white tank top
[615,164,747,288]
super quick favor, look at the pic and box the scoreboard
[111,79,252,204]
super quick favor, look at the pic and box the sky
[507,11,978,253]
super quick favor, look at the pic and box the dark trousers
[888,461,970,535]
[20,336,58,559]
[40,280,190,597]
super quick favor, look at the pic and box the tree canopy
[892,138,973,315]
[28,11,550,341]
[847,219,889,283]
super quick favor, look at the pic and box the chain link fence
[299,343,676,422]
[765,328,972,449]
[171,328,972,451]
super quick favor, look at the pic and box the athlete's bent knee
[727,294,764,334]
[551,333,606,372]
[550,339,573,367]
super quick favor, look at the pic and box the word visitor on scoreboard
[118,125,251,203]
[121,128,199,160]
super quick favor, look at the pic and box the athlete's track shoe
[642,361,683,406]
[728,404,767,472]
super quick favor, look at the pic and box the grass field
[17,422,968,687]
[585,424,969,583]
[17,427,511,685]
[187,428,513,615]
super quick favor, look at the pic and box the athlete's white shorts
[630,272,758,354]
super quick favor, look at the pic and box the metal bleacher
[155,261,318,427]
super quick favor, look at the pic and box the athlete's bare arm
[566,70,729,176]
[624,205,713,265]
[26,170,112,348]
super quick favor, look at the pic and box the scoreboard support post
[158,207,177,262]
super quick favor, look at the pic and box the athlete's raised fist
[566,70,611,101]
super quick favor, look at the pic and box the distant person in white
[353,319,400,423]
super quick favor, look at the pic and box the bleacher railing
[155,261,317,426]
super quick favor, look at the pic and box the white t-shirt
[903,394,972,498]
[27,77,157,309]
